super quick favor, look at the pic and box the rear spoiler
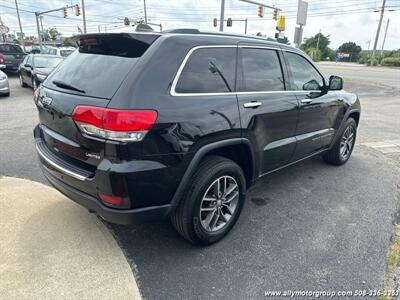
[72,33,161,47]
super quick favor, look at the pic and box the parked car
[42,46,75,57]
[0,43,25,71]
[19,54,63,90]
[33,31,361,245]
[0,70,10,97]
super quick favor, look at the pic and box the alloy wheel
[340,125,355,160]
[199,176,239,232]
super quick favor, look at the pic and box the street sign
[294,26,303,45]
[0,25,10,34]
[296,0,308,26]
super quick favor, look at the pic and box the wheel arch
[170,138,256,208]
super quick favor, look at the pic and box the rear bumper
[34,124,180,225]
[43,167,171,225]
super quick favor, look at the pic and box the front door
[236,45,299,175]
[283,51,345,160]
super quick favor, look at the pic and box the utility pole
[219,0,225,32]
[35,13,42,51]
[380,19,390,57]
[14,0,25,52]
[82,0,87,33]
[40,16,44,32]
[35,5,78,51]
[143,0,148,23]
[372,0,386,58]
[316,29,321,49]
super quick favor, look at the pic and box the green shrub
[381,57,400,67]
[357,57,366,64]
[366,58,378,66]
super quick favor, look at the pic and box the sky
[0,0,399,50]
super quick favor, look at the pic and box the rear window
[0,44,23,54]
[44,35,156,99]
[175,47,236,94]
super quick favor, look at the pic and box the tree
[301,33,331,59]
[61,37,76,47]
[305,48,321,61]
[43,28,61,41]
[276,36,290,45]
[338,42,362,62]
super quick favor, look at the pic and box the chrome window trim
[170,45,327,97]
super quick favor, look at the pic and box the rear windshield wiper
[52,80,86,94]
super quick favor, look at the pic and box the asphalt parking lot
[0,63,399,299]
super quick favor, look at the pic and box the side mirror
[329,75,343,90]
[25,63,32,68]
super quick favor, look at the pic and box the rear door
[36,33,160,168]
[236,45,299,174]
[282,50,344,160]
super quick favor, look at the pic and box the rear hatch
[0,44,24,67]
[36,33,160,171]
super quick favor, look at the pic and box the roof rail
[163,28,200,34]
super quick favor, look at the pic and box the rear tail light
[0,53,4,63]
[99,194,123,206]
[72,105,157,142]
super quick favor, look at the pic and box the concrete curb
[0,177,141,299]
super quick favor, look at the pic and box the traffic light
[75,5,81,16]
[257,5,264,17]
[63,7,68,18]
[124,17,130,26]
[213,18,217,27]
[227,18,232,27]
[273,9,278,20]
[276,16,285,31]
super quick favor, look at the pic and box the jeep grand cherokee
[33,30,360,245]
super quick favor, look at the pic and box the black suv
[33,31,360,245]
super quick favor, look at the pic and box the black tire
[171,155,246,245]
[323,118,357,165]
[19,74,27,87]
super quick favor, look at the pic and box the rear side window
[0,44,23,53]
[175,47,236,94]
[238,48,284,92]
[45,35,156,99]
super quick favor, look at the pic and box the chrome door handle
[243,101,262,108]
[300,98,313,104]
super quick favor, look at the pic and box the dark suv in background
[33,30,360,245]
[0,43,25,71]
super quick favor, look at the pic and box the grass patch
[388,248,397,267]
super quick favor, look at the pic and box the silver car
[0,70,9,97]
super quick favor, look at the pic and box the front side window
[238,48,284,92]
[175,47,236,94]
[285,52,324,91]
